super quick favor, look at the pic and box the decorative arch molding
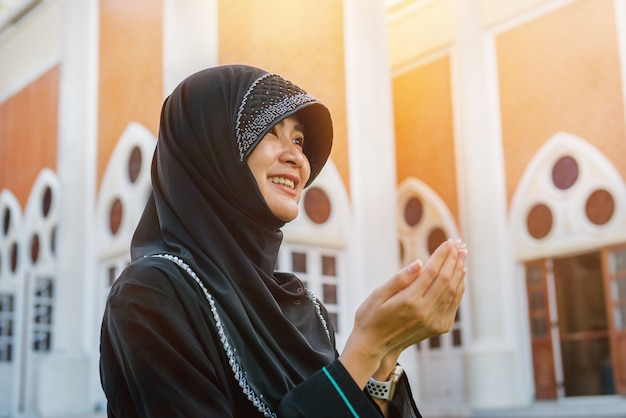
[95,122,156,259]
[23,168,59,270]
[510,132,626,260]
[396,177,460,266]
[17,168,60,412]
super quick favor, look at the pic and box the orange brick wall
[497,0,626,204]
[98,0,163,188]
[393,57,459,223]
[217,0,349,193]
[0,65,60,207]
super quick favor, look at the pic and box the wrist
[339,337,386,389]
[372,349,401,381]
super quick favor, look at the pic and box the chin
[277,209,299,222]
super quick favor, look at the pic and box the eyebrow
[276,119,306,136]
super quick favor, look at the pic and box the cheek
[302,159,312,183]
[246,148,271,184]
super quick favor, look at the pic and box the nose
[281,141,307,168]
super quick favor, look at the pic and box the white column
[163,0,219,96]
[37,0,99,415]
[343,0,421,393]
[452,0,530,409]
[343,0,399,305]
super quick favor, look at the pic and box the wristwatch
[365,365,404,401]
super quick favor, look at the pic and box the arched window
[511,133,626,398]
[18,169,59,411]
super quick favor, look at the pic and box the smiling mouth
[269,176,295,189]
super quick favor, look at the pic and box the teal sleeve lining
[322,365,360,418]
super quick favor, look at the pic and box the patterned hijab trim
[236,73,319,161]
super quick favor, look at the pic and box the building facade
[0,0,625,417]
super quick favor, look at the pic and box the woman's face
[247,115,311,222]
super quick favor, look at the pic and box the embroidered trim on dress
[306,289,331,341]
[151,254,276,417]
[150,253,331,417]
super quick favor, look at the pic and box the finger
[374,259,423,302]
[431,246,467,310]
[424,240,465,297]
[439,274,466,332]
[414,239,457,294]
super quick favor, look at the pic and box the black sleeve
[278,360,422,418]
[278,359,383,418]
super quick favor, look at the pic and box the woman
[100,64,466,417]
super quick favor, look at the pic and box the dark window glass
[30,234,40,264]
[3,207,10,236]
[429,336,441,349]
[128,146,143,183]
[551,156,578,190]
[304,187,331,224]
[291,252,307,273]
[35,279,53,298]
[322,255,336,276]
[452,329,462,346]
[585,189,614,225]
[427,227,447,255]
[527,203,553,239]
[10,242,18,273]
[404,197,423,227]
[42,186,52,218]
[109,198,123,235]
[323,284,337,304]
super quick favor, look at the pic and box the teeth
[269,176,295,189]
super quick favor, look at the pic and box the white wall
[0,0,62,103]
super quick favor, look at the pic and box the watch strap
[366,377,393,400]
[365,365,404,401]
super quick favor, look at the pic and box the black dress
[100,256,420,417]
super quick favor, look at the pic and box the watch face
[388,376,399,400]
[388,365,404,400]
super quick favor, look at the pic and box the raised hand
[339,239,467,388]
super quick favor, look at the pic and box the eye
[292,136,305,147]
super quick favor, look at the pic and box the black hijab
[130,65,335,411]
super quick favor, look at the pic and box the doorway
[553,252,614,396]
[525,245,626,399]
